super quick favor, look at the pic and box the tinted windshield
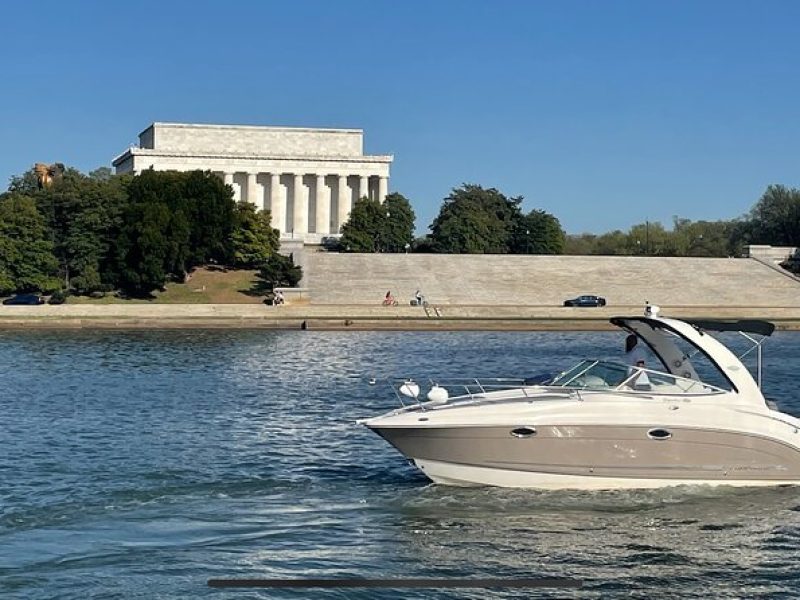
[550,360,629,388]
[550,359,725,393]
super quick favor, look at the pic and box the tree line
[340,184,565,254]
[0,167,293,297]
[3,165,799,297]
[564,185,800,258]
[339,182,800,259]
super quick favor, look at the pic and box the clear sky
[1,0,799,234]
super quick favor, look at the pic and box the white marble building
[112,122,393,243]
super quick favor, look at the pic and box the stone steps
[306,254,800,307]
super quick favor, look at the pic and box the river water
[2,329,800,599]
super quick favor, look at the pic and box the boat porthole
[647,428,672,440]
[418,417,429,422]
[510,427,537,438]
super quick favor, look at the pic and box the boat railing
[389,376,568,410]
[388,361,726,410]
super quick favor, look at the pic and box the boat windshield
[549,359,725,394]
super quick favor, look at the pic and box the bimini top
[610,312,772,405]
[684,319,775,337]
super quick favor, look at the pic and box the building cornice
[113,147,393,167]
[140,121,364,138]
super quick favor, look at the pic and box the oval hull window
[510,427,537,438]
[647,428,672,440]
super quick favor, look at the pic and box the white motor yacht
[359,305,800,489]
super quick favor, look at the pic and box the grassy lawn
[65,267,264,304]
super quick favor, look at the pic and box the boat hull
[371,424,800,489]
[412,458,800,489]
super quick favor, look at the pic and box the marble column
[223,172,234,187]
[246,172,258,207]
[292,173,307,237]
[315,174,329,235]
[378,176,388,203]
[270,173,284,233]
[359,176,369,201]
[337,175,349,233]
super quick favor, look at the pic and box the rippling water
[2,329,800,598]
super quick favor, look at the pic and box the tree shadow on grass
[239,270,271,297]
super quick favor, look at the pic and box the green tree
[114,169,237,294]
[182,170,236,266]
[509,209,565,254]
[592,230,629,255]
[339,197,386,252]
[564,233,598,255]
[0,194,60,293]
[380,193,416,252]
[411,235,435,253]
[88,167,113,181]
[670,218,734,257]
[627,222,671,255]
[35,169,130,292]
[114,200,173,295]
[256,253,303,291]
[727,219,753,257]
[7,168,41,195]
[232,201,280,267]
[429,184,521,253]
[743,184,800,246]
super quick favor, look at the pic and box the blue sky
[1,0,799,234]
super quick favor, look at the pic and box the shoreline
[2,304,800,330]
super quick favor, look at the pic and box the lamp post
[525,229,530,254]
[691,234,704,256]
[384,211,391,253]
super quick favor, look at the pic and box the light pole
[691,234,704,256]
[384,211,390,253]
[525,229,530,254]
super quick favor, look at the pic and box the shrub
[255,254,303,292]
[48,289,67,305]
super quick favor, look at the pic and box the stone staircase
[305,254,800,307]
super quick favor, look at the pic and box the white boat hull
[414,458,800,490]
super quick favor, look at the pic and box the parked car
[2,293,45,305]
[563,294,607,307]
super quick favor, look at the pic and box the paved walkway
[3,303,800,329]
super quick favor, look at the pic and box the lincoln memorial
[112,122,393,244]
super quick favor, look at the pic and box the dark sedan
[563,294,607,307]
[2,293,45,305]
